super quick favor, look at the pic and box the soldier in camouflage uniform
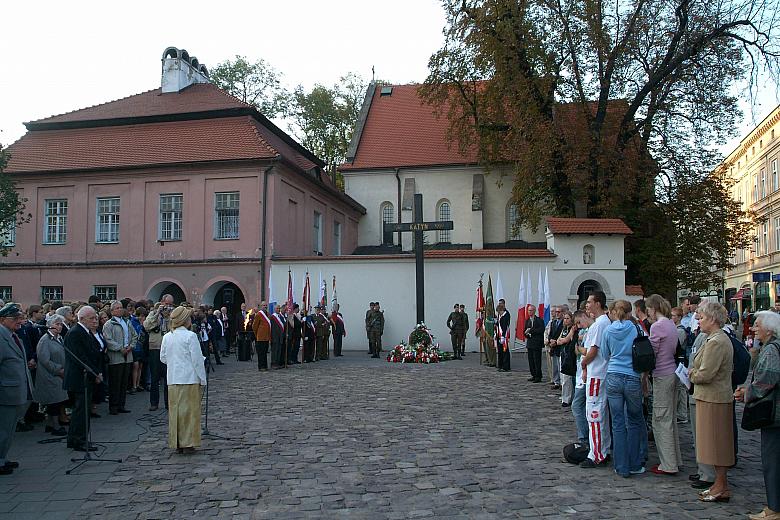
[446,304,464,359]
[314,305,331,360]
[366,301,385,358]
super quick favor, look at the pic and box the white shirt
[576,326,589,389]
[160,327,207,385]
[585,314,611,379]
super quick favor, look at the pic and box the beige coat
[102,317,138,365]
[689,329,733,403]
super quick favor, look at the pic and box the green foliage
[422,0,778,296]
[209,55,290,118]
[0,143,30,257]
[289,73,367,177]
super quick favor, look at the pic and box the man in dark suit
[63,306,103,451]
[0,304,35,474]
[287,304,302,364]
[330,304,346,357]
[524,304,545,383]
[546,306,565,389]
[270,304,286,369]
[495,299,512,372]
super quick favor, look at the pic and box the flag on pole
[302,272,311,314]
[543,267,551,324]
[320,272,328,308]
[495,271,504,304]
[331,275,338,310]
[268,269,276,314]
[286,269,293,311]
[515,270,527,340]
[484,274,496,337]
[537,268,545,322]
[475,275,485,332]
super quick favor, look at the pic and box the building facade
[1,47,364,313]
[723,104,780,313]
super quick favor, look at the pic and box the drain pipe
[259,162,276,301]
[395,167,401,244]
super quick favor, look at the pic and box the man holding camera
[144,295,173,411]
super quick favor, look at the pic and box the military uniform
[460,310,469,356]
[314,309,331,360]
[366,308,385,358]
[446,310,465,359]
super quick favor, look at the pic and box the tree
[289,73,367,184]
[421,0,776,296]
[0,143,30,257]
[209,56,290,118]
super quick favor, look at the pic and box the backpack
[684,326,697,348]
[724,329,751,388]
[563,443,590,464]
[632,323,656,373]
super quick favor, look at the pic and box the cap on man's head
[0,303,23,318]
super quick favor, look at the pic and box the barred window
[44,199,68,244]
[0,287,11,302]
[96,197,120,243]
[159,194,183,241]
[313,211,323,254]
[214,192,240,239]
[41,286,63,301]
[507,203,521,241]
[0,220,15,247]
[381,202,395,246]
[93,285,117,301]
[333,221,342,255]
[437,201,451,243]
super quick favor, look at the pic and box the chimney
[161,47,210,93]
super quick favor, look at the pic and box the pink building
[1,47,364,313]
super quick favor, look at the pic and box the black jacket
[63,324,102,392]
[524,316,545,349]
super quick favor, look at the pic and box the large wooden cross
[383,193,454,324]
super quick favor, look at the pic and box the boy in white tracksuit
[581,296,612,466]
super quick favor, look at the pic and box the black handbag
[741,342,779,431]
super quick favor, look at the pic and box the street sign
[384,221,454,233]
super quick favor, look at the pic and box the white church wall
[344,170,400,247]
[270,254,629,351]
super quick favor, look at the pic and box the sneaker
[629,467,646,475]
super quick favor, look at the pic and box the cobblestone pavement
[3,349,768,519]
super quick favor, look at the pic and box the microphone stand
[63,342,122,474]
[201,367,230,441]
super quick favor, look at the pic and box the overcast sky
[1,0,777,156]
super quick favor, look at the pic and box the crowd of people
[498,291,778,520]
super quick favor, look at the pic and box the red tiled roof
[28,84,249,125]
[340,84,477,170]
[546,218,632,235]
[625,285,645,296]
[6,116,279,173]
[274,249,555,261]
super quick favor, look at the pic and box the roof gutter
[260,162,276,301]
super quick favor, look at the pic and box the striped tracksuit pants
[585,376,611,463]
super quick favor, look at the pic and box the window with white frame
[159,194,183,241]
[761,169,767,199]
[93,285,117,302]
[333,221,342,255]
[214,192,240,239]
[381,202,395,245]
[0,287,11,302]
[44,199,68,244]
[754,176,759,203]
[762,221,769,255]
[313,211,322,254]
[437,200,451,243]
[41,286,63,301]
[507,203,521,241]
[775,217,780,251]
[773,159,778,192]
[0,219,15,247]
[96,197,120,243]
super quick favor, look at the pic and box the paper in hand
[675,362,691,390]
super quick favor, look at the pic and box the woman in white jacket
[160,306,206,454]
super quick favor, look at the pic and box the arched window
[583,244,595,264]
[507,203,521,241]
[381,202,395,245]
[437,200,451,243]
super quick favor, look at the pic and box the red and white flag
[515,269,527,340]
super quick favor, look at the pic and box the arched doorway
[577,279,603,310]
[202,281,246,348]
[146,281,187,304]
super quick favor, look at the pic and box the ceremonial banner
[537,269,545,322]
[332,275,338,310]
[268,269,276,314]
[475,277,485,332]
[543,267,551,324]
[484,274,496,337]
[515,270,527,340]
[302,272,311,313]
[286,269,294,311]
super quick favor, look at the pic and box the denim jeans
[571,385,588,444]
[607,372,644,477]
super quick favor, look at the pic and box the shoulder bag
[741,341,779,431]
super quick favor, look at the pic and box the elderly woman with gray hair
[736,310,780,520]
[35,314,70,436]
[688,301,734,503]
